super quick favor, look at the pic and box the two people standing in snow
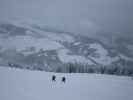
[52,75,66,83]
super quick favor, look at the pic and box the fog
[0,0,133,35]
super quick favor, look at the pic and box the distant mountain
[0,21,133,73]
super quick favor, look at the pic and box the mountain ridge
[0,21,133,73]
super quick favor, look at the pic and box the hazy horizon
[0,0,133,35]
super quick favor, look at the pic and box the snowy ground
[0,67,133,100]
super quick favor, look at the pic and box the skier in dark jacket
[62,77,66,83]
[52,75,56,82]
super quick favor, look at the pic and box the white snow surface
[89,43,119,65]
[119,54,133,61]
[0,36,63,53]
[58,49,94,65]
[44,32,74,43]
[0,67,133,100]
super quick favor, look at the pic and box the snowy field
[0,67,133,100]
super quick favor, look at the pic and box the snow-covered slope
[88,43,119,65]
[0,67,133,100]
[0,21,133,72]
[0,35,63,53]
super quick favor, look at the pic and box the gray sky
[0,0,133,35]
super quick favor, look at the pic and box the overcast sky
[0,0,133,35]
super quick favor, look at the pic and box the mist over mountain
[0,21,133,75]
[0,0,133,35]
[0,0,133,75]
[0,2,133,100]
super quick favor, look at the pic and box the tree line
[8,62,133,77]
